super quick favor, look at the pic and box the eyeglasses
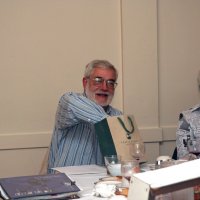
[88,77,118,89]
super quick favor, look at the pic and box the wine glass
[130,140,145,161]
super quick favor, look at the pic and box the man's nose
[101,80,108,90]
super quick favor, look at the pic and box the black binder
[0,173,81,200]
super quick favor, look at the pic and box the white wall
[158,0,200,155]
[0,0,200,177]
[122,0,161,162]
[0,0,122,177]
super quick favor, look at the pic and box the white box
[128,159,200,200]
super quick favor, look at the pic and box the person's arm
[55,92,109,129]
[176,113,191,159]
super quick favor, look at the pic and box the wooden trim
[0,132,52,150]
[139,127,162,142]
[162,126,177,141]
[0,126,176,150]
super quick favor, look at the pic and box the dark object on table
[0,173,80,200]
[172,147,177,160]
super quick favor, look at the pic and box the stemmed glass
[129,140,145,161]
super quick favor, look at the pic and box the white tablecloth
[53,165,127,200]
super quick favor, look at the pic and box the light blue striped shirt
[48,92,122,173]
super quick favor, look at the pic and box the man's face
[83,67,117,107]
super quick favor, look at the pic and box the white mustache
[95,91,110,96]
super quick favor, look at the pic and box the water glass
[104,155,121,176]
[121,160,140,187]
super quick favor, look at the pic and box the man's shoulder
[60,92,83,100]
[58,92,84,105]
[179,104,200,120]
[182,104,200,113]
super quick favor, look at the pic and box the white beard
[85,84,113,107]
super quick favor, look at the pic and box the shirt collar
[103,105,112,114]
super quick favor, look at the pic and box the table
[53,165,127,200]
[54,164,195,200]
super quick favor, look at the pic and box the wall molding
[0,127,167,150]
[140,126,176,142]
[0,132,52,150]
[0,126,176,150]
[139,127,162,142]
[162,126,177,141]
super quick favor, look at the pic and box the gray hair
[84,59,118,79]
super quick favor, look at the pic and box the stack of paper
[53,165,107,196]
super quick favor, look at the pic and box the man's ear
[82,77,87,89]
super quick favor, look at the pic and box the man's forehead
[91,67,116,75]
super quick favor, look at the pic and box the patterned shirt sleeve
[176,113,190,159]
[55,92,111,129]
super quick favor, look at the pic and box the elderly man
[47,60,122,172]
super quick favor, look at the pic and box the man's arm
[176,113,190,159]
[55,92,109,129]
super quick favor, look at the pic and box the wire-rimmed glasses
[88,77,118,89]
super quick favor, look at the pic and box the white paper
[52,165,108,197]
[52,164,107,175]
[69,173,107,190]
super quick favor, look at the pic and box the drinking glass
[121,160,140,187]
[130,140,145,161]
[104,155,121,176]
